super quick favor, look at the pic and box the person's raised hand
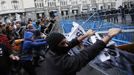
[85,29,95,37]
[108,28,122,38]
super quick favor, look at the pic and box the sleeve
[62,40,106,73]
[3,44,10,56]
[4,35,11,50]
[31,41,47,47]
[38,25,41,31]
[34,39,46,42]
[67,38,80,49]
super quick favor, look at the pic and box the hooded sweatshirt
[21,31,47,61]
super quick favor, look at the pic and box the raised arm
[102,28,122,44]
[77,29,95,42]
[63,28,122,73]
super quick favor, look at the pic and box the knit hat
[46,32,65,49]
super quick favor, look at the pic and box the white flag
[64,22,97,44]
[64,22,86,41]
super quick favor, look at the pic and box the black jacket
[45,39,106,75]
[0,44,11,71]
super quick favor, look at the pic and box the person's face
[9,26,13,31]
[58,38,69,47]
[16,24,21,29]
[28,24,33,29]
[29,21,32,24]
[55,38,70,54]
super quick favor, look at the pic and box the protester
[0,27,12,75]
[0,43,12,75]
[19,31,47,75]
[45,28,121,75]
[129,4,134,23]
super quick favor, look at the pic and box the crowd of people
[0,16,122,75]
[0,16,56,75]
[0,6,124,75]
[100,4,134,23]
[74,4,134,24]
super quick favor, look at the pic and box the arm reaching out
[77,29,95,42]
[102,28,122,44]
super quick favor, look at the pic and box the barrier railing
[60,12,134,45]
[97,29,134,45]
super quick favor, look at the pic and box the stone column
[58,6,61,18]
[79,4,82,14]
[45,8,49,17]
[64,11,66,16]
[69,5,72,19]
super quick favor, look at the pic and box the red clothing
[0,34,11,50]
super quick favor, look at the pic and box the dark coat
[45,39,106,75]
[0,44,11,73]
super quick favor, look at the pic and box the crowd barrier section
[60,12,134,46]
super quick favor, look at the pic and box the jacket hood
[24,31,33,39]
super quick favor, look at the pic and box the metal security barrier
[60,11,134,46]
[97,29,134,45]
[59,12,134,75]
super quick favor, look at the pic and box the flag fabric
[64,22,86,41]
[63,21,92,55]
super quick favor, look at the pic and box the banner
[64,22,102,44]
[63,22,93,55]
[64,22,86,41]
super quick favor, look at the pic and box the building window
[1,1,5,4]
[61,11,64,16]
[48,1,56,7]
[100,6,103,10]
[12,0,18,3]
[60,1,67,6]
[108,5,111,9]
[34,0,44,8]
[35,3,37,7]
[48,2,50,7]
[11,0,19,9]
[1,1,7,10]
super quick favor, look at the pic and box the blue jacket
[32,22,41,31]
[21,31,47,61]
